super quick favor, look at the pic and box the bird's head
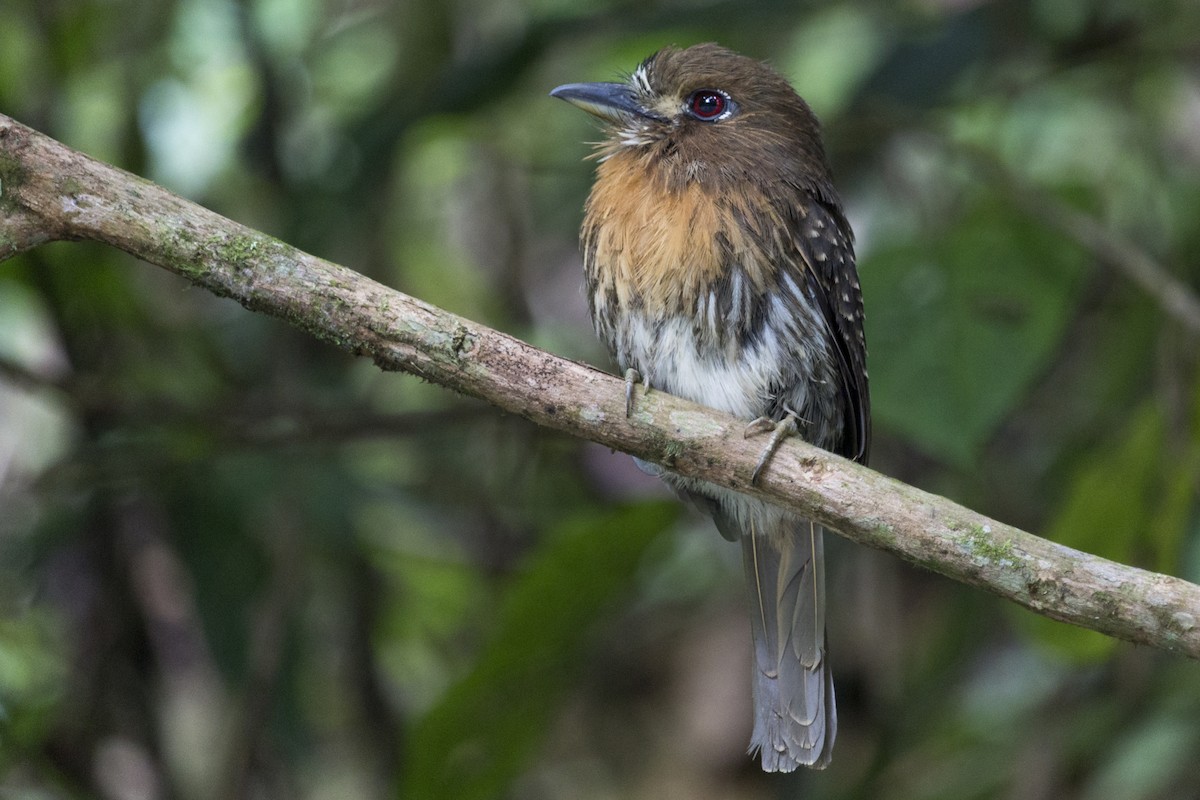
[551,43,836,197]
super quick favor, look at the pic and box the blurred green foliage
[0,0,1198,798]
[867,197,1090,463]
[402,502,678,800]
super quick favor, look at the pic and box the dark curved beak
[549,82,659,123]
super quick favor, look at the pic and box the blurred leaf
[391,119,499,322]
[311,23,399,115]
[1081,715,1200,800]
[401,501,678,800]
[0,613,67,755]
[865,198,1089,464]
[0,9,41,109]
[1017,404,1168,660]
[782,5,888,117]
[1149,445,1200,575]
[1153,379,1200,581]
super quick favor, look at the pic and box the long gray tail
[740,517,835,771]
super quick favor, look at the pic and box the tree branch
[2,113,1198,659]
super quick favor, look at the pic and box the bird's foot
[624,368,643,418]
[744,412,798,484]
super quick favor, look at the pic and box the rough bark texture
[2,113,1198,659]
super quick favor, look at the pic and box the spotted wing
[788,201,870,464]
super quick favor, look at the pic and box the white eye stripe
[631,64,652,95]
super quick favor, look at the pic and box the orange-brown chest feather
[582,150,780,316]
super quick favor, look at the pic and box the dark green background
[1,0,1198,798]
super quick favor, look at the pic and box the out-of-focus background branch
[1,2,1199,799]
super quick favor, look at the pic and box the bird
[551,43,870,771]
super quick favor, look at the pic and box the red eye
[688,90,728,120]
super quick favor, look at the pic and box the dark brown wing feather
[793,201,870,464]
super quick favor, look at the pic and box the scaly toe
[750,413,799,484]
[624,368,641,418]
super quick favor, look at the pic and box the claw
[747,413,798,484]
[624,368,641,418]
[743,416,777,438]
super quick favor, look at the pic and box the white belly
[605,289,833,426]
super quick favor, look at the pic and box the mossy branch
[2,112,1198,659]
